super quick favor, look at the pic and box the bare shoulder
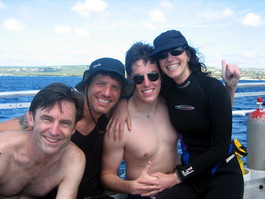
[64,141,85,161]
[60,142,86,171]
[59,142,86,179]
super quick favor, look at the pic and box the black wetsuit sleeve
[176,78,233,181]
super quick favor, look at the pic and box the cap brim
[75,69,99,92]
[151,41,187,56]
[151,43,180,56]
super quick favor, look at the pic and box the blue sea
[0,76,265,166]
[0,76,82,121]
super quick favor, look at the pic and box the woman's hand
[221,59,240,90]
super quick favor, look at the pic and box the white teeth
[143,89,153,93]
[98,98,109,103]
[45,137,60,143]
[167,64,178,70]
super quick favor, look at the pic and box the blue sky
[0,0,264,68]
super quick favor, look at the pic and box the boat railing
[1,82,265,115]
[233,82,265,116]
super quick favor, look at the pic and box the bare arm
[101,133,134,193]
[56,145,86,199]
[221,60,241,106]
[0,113,32,132]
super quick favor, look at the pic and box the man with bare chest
[0,83,85,199]
[121,96,178,180]
[101,42,180,198]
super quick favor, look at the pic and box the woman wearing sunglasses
[149,30,244,199]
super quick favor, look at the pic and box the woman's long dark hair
[185,45,211,76]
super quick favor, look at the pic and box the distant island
[0,65,265,80]
[207,67,265,80]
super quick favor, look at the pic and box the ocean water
[0,76,82,121]
[0,76,265,167]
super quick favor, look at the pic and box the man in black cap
[0,57,134,199]
[69,57,134,199]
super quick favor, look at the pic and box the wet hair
[29,83,84,123]
[125,41,158,76]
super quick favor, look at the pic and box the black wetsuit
[40,115,113,199]
[156,73,244,199]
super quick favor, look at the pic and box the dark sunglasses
[157,47,186,60]
[132,72,160,85]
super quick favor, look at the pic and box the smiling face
[158,49,191,84]
[28,101,76,154]
[86,73,122,118]
[131,59,161,104]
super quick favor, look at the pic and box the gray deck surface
[243,178,265,199]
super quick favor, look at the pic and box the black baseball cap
[151,30,188,56]
[76,57,135,97]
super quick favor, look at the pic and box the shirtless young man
[0,83,85,199]
[101,42,180,198]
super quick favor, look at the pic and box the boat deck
[244,178,265,199]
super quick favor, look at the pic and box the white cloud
[149,9,166,23]
[200,8,234,20]
[54,25,72,34]
[0,1,5,9]
[72,0,108,17]
[74,28,91,37]
[242,13,263,27]
[3,18,26,31]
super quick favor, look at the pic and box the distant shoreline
[1,74,264,81]
[0,65,265,80]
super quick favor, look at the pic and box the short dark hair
[29,83,84,123]
[125,42,156,76]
